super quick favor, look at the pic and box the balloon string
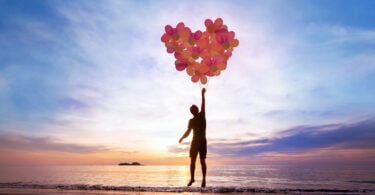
[199,78,210,90]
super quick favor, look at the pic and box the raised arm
[201,88,206,114]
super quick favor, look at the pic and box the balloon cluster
[161,18,239,84]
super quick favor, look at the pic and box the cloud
[209,119,375,156]
[0,135,119,154]
[167,142,190,154]
[263,109,340,119]
[309,24,375,44]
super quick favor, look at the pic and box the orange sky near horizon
[1,147,374,166]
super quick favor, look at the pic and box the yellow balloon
[200,75,207,84]
[186,65,195,76]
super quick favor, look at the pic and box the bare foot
[201,180,206,188]
[187,179,195,186]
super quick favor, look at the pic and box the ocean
[0,165,374,193]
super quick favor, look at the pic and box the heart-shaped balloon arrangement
[161,18,239,84]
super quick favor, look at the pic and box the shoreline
[0,183,374,194]
[1,188,373,195]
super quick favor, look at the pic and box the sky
[0,0,374,165]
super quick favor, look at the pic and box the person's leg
[200,157,206,187]
[188,157,196,186]
[200,139,207,187]
[188,140,198,186]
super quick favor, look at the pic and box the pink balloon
[191,75,200,83]
[176,22,185,31]
[165,25,173,35]
[204,19,213,27]
[194,31,202,40]
[161,18,239,84]
[175,61,187,71]
[167,47,175,53]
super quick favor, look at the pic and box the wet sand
[1,188,204,195]
[1,188,372,195]
[0,188,274,195]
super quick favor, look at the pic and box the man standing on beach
[179,88,207,188]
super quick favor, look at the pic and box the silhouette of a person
[179,88,207,187]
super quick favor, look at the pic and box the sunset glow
[0,0,374,166]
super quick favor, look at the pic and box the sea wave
[0,182,374,194]
[349,181,375,184]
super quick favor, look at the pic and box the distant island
[118,162,142,166]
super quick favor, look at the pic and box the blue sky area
[0,0,374,165]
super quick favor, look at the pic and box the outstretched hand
[202,88,206,95]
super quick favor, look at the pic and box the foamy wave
[0,182,374,194]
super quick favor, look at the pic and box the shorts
[190,139,207,159]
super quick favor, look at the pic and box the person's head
[190,104,199,116]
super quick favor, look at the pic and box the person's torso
[190,112,206,140]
